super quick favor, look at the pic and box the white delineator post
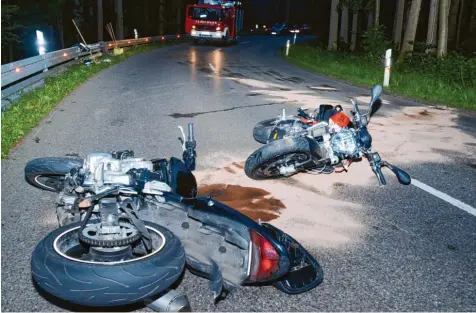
[293,33,297,44]
[286,40,290,56]
[36,30,48,72]
[36,30,46,55]
[134,29,138,39]
[384,49,392,87]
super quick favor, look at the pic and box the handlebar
[188,123,195,142]
[183,123,197,171]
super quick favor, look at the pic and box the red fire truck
[185,0,244,44]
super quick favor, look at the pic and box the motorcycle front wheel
[31,221,185,307]
[245,137,312,180]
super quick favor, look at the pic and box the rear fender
[139,193,291,285]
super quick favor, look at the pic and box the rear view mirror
[369,85,382,106]
[382,161,411,185]
[369,85,383,118]
[369,98,382,118]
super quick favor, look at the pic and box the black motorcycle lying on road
[245,85,412,187]
[26,123,323,312]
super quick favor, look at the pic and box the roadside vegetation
[1,40,186,158]
[284,0,476,110]
[285,30,476,109]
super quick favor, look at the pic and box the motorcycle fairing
[147,193,323,296]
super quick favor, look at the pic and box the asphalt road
[2,35,476,312]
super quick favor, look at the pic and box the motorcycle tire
[253,118,278,144]
[31,220,185,307]
[253,118,296,144]
[25,157,84,192]
[245,137,311,180]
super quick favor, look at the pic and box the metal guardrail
[1,34,189,111]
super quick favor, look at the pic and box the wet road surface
[2,35,476,311]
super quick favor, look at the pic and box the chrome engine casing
[56,152,155,226]
[82,152,153,188]
[330,128,359,158]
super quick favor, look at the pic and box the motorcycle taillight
[249,230,280,281]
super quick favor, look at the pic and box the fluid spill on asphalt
[404,109,433,120]
[198,184,285,222]
[194,160,364,248]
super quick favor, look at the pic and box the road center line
[208,63,217,73]
[412,178,476,217]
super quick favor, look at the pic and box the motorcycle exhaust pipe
[144,289,192,312]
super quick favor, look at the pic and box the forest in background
[2,0,475,63]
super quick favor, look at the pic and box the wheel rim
[34,175,65,191]
[53,223,166,265]
[257,153,309,177]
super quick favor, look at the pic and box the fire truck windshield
[189,7,222,21]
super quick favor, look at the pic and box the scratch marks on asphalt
[168,102,284,118]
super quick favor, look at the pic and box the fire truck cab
[185,0,243,44]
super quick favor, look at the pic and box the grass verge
[283,43,476,110]
[1,39,188,158]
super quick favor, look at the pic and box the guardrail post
[383,49,392,87]
[286,40,290,56]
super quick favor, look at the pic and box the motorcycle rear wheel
[245,137,312,180]
[31,220,185,307]
[253,118,296,144]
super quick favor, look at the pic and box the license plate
[201,31,210,35]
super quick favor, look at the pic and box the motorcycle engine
[82,152,154,187]
[330,128,359,158]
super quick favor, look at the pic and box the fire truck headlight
[192,25,196,29]
[216,26,221,31]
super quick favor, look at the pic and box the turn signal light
[248,230,280,281]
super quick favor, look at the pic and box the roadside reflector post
[36,30,48,72]
[293,33,297,44]
[384,49,392,87]
[286,40,290,56]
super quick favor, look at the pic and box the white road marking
[309,86,338,91]
[412,178,476,217]
[241,41,250,44]
[208,63,217,73]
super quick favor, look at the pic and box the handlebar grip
[188,123,195,141]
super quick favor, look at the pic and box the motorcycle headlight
[331,128,359,157]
